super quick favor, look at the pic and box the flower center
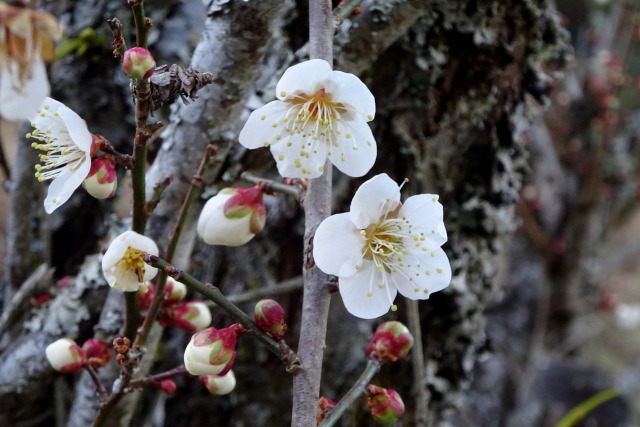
[286,88,346,126]
[28,106,86,182]
[115,247,146,289]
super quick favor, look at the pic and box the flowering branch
[318,359,382,427]
[141,254,302,374]
[135,145,216,349]
[292,1,335,425]
[240,172,303,199]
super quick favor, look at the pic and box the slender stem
[142,254,302,374]
[224,276,303,305]
[319,359,382,427]
[333,0,365,20]
[128,365,187,389]
[128,0,150,48]
[406,299,428,425]
[84,365,109,402]
[135,145,216,348]
[144,175,173,215]
[292,1,335,425]
[241,172,303,199]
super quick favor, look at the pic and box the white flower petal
[326,70,375,120]
[238,101,291,149]
[101,231,159,291]
[349,174,401,229]
[0,59,50,121]
[338,262,397,319]
[327,119,377,178]
[394,246,451,299]
[276,59,332,99]
[313,213,362,276]
[270,130,328,178]
[58,105,92,152]
[43,158,91,213]
[400,194,448,247]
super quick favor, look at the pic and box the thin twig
[128,365,187,389]
[319,359,382,427]
[224,276,304,306]
[144,175,173,216]
[240,172,303,199]
[0,264,53,337]
[135,145,216,349]
[333,0,365,21]
[142,254,302,374]
[406,299,428,425]
[84,365,109,402]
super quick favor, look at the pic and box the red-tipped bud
[197,184,266,247]
[254,299,287,340]
[200,370,236,395]
[159,379,177,395]
[366,321,414,362]
[45,338,86,373]
[30,292,52,307]
[174,301,212,333]
[137,283,155,310]
[164,277,187,304]
[183,324,245,376]
[366,385,405,425]
[316,396,337,423]
[82,339,111,368]
[82,156,117,199]
[122,47,156,80]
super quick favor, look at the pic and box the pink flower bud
[183,324,245,376]
[164,277,187,304]
[366,321,414,362]
[200,370,236,395]
[82,156,117,199]
[316,396,337,423]
[82,339,111,367]
[254,299,287,340]
[174,301,212,333]
[122,47,156,80]
[159,379,177,395]
[45,338,86,373]
[197,184,266,247]
[137,283,155,310]
[366,385,405,424]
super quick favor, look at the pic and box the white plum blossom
[239,59,376,178]
[28,97,93,213]
[101,231,159,292]
[313,174,451,319]
[0,58,50,120]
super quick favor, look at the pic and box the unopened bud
[159,379,177,395]
[122,47,156,80]
[183,324,245,376]
[197,185,266,247]
[164,277,187,303]
[254,299,287,340]
[82,339,111,368]
[137,282,155,310]
[366,321,414,362]
[46,338,86,373]
[200,370,236,395]
[317,396,337,423]
[174,301,212,333]
[366,385,405,424]
[83,156,117,199]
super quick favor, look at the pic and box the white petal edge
[399,194,448,247]
[394,246,451,299]
[0,59,50,121]
[313,213,362,276]
[338,262,397,319]
[58,104,92,152]
[238,101,290,149]
[270,130,328,179]
[349,174,401,229]
[326,70,375,120]
[43,158,91,213]
[276,59,332,100]
[328,119,377,178]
